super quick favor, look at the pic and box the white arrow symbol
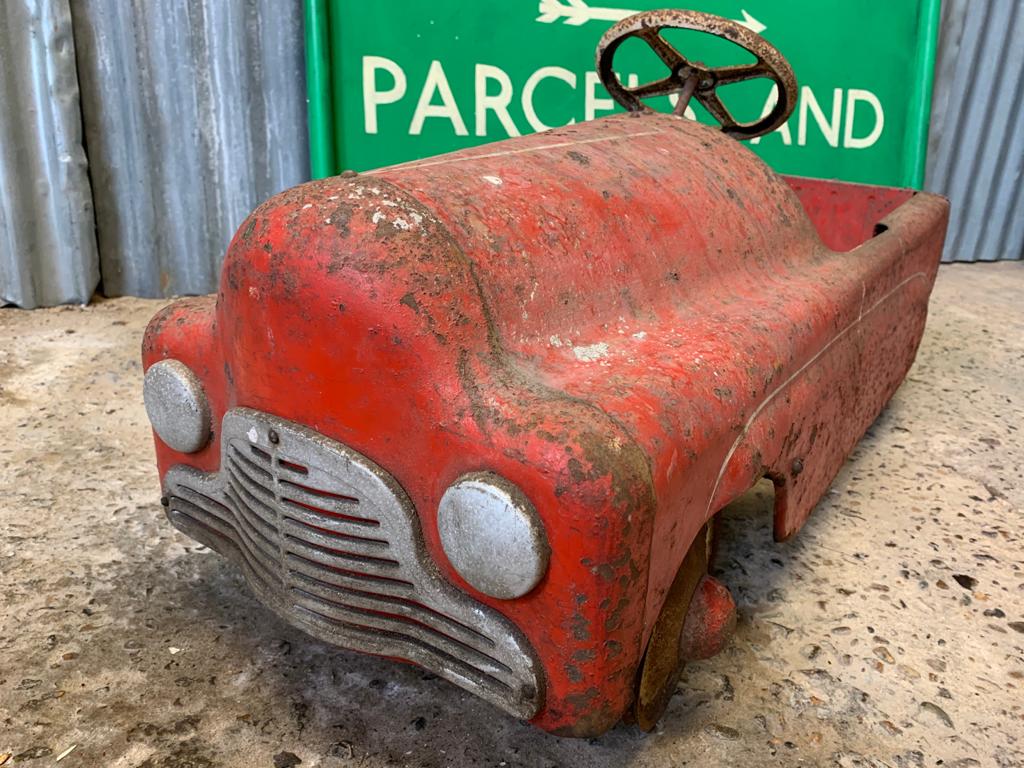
[536,0,632,25]
[536,0,766,34]
[737,9,766,34]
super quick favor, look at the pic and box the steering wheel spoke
[630,75,686,100]
[694,90,738,130]
[594,9,797,140]
[637,27,687,71]
[711,61,770,86]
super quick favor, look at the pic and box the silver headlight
[437,472,549,599]
[143,359,211,454]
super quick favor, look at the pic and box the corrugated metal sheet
[69,0,309,297]
[0,0,99,308]
[926,0,1024,262]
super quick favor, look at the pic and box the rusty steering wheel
[595,9,797,140]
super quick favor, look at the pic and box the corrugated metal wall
[0,0,99,307]
[70,0,309,297]
[1,2,1020,306]
[926,0,1024,262]
[0,0,307,308]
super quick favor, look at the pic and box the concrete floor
[1,262,1022,767]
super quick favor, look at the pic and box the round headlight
[143,359,211,453]
[437,472,549,599]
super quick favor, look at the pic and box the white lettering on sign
[799,86,842,147]
[749,85,792,146]
[584,71,614,121]
[844,89,884,149]
[751,84,884,149]
[363,56,407,134]
[410,60,468,136]
[476,64,520,136]
[585,71,642,120]
[360,57,886,151]
[522,66,577,132]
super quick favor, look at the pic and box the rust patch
[569,610,592,642]
[399,292,421,314]
[605,639,624,659]
[550,693,620,738]
[603,596,631,633]
[564,663,584,683]
[328,202,353,237]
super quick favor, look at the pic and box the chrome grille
[164,408,542,719]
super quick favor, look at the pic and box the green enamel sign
[305,0,939,187]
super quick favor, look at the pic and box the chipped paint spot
[246,427,258,443]
[549,335,564,348]
[573,342,610,362]
[482,175,503,186]
[372,211,386,224]
[632,331,647,340]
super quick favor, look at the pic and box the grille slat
[283,514,389,548]
[279,496,380,531]
[223,483,280,542]
[288,569,497,652]
[283,534,401,576]
[173,484,234,521]
[229,444,275,481]
[292,605,516,694]
[227,460,279,505]
[221,493,285,567]
[288,587,517,682]
[282,519,393,560]
[163,408,541,720]
[169,498,282,589]
[284,552,416,598]
[276,482,368,519]
[224,474,283,535]
[229,442,274,479]
[221,480,280,537]
[168,494,233,538]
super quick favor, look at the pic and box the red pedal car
[141,10,949,737]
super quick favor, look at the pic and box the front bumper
[163,408,542,719]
